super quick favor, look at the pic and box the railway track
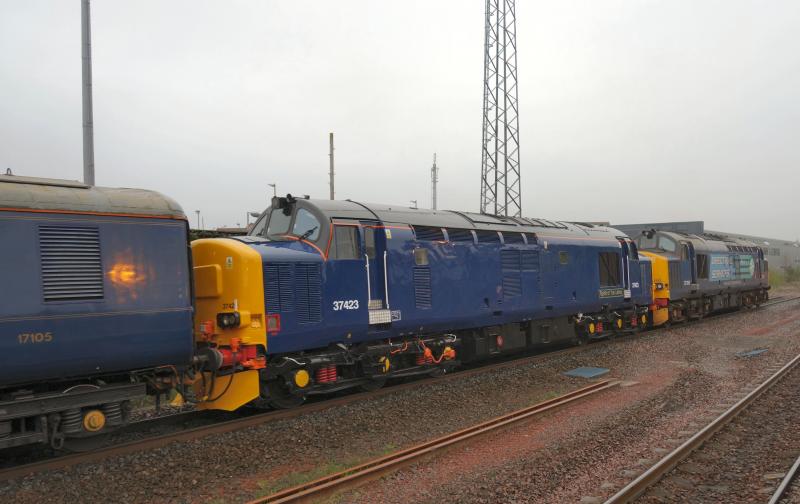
[248,379,620,504]
[1,295,796,483]
[604,351,800,503]
[769,454,800,504]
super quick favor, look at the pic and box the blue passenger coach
[192,196,652,408]
[0,175,193,449]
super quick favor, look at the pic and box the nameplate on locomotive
[598,288,624,298]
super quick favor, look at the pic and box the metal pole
[431,153,439,210]
[81,0,95,186]
[329,132,335,200]
[195,210,200,229]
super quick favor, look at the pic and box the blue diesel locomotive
[635,229,769,325]
[0,179,772,450]
[0,175,194,449]
[191,196,653,409]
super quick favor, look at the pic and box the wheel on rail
[265,378,306,409]
[357,377,387,392]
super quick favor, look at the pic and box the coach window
[332,226,360,259]
[599,252,621,287]
[292,208,321,241]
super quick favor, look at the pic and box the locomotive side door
[361,221,392,325]
[682,242,698,291]
[617,238,632,299]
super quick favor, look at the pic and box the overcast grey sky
[1,1,798,238]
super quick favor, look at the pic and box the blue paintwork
[0,210,194,386]
[240,215,649,356]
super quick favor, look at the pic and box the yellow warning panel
[195,370,260,411]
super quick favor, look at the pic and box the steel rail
[768,454,800,504]
[604,352,800,504]
[1,296,796,482]
[0,344,602,482]
[248,379,619,504]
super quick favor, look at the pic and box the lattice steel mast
[480,0,521,217]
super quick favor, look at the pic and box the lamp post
[194,210,200,229]
[268,183,277,198]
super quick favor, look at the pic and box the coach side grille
[39,225,104,302]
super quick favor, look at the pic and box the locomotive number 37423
[332,300,359,311]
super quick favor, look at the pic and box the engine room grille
[668,262,681,291]
[501,249,522,299]
[521,250,540,271]
[295,263,322,324]
[39,225,104,302]
[264,263,294,312]
[413,267,432,309]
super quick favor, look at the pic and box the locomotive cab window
[658,236,677,253]
[332,225,360,260]
[364,227,376,259]
[291,208,321,241]
[250,214,267,237]
[266,208,292,238]
[638,234,657,250]
[680,244,690,261]
[599,252,621,287]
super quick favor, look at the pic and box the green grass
[770,269,786,289]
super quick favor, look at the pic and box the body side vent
[39,226,104,302]
[501,249,522,299]
[521,250,540,272]
[413,267,432,309]
[295,263,322,324]
[264,263,294,312]
[668,261,681,290]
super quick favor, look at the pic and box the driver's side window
[291,208,321,241]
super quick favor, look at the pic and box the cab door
[681,242,698,291]
[617,238,632,299]
[361,222,392,325]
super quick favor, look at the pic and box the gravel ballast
[1,294,799,503]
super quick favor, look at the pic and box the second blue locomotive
[191,196,653,408]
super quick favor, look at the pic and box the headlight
[216,312,241,329]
